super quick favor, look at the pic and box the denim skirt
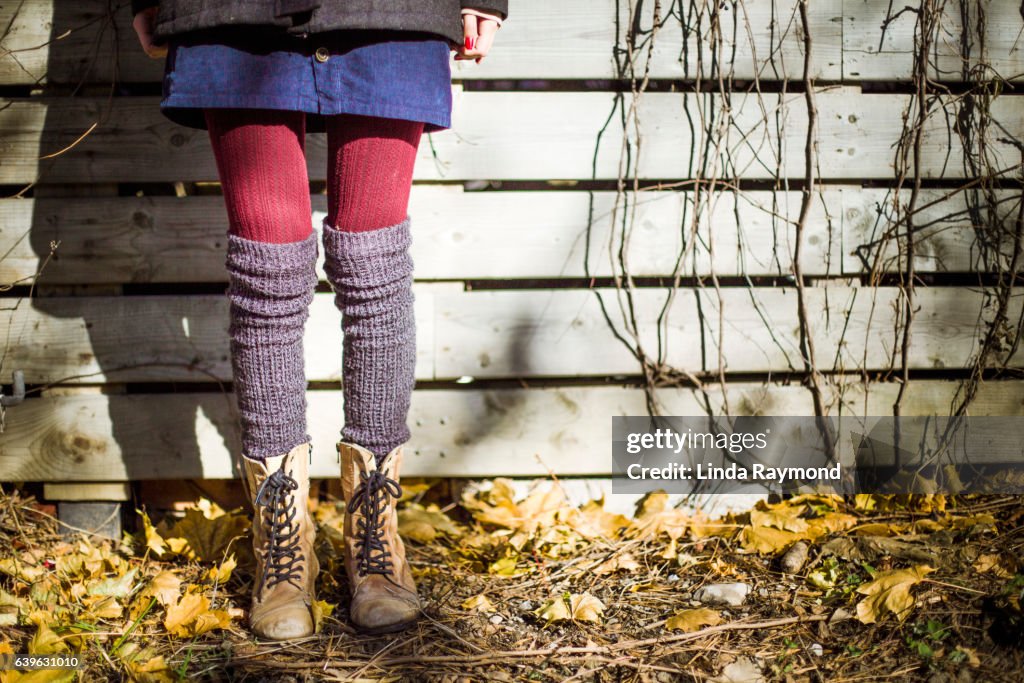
[160,26,453,133]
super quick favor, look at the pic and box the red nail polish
[465,36,473,50]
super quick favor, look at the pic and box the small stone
[829,607,854,624]
[808,643,823,657]
[757,588,769,598]
[489,614,504,624]
[668,573,679,582]
[519,600,533,612]
[695,582,751,607]
[711,657,764,683]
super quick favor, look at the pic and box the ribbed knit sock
[321,217,417,464]
[225,230,319,461]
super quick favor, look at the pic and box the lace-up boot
[338,441,420,634]
[241,441,319,640]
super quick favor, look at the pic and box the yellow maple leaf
[28,622,68,656]
[665,607,722,632]
[163,592,232,637]
[740,525,801,554]
[87,567,139,599]
[82,595,124,621]
[535,593,604,624]
[593,552,641,574]
[397,504,462,544]
[195,498,228,520]
[206,555,237,584]
[855,565,934,624]
[488,556,530,577]
[0,558,46,584]
[461,594,496,612]
[463,479,571,535]
[126,654,178,683]
[311,600,335,634]
[750,506,809,533]
[143,571,183,608]
[166,508,249,562]
[137,509,167,558]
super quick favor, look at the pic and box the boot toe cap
[251,607,315,640]
[352,596,420,632]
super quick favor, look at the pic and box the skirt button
[314,46,330,62]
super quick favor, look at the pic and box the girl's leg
[320,113,424,465]
[206,108,319,461]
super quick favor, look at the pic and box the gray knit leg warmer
[224,231,319,461]
[321,217,416,464]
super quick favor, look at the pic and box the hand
[133,7,167,59]
[453,10,502,63]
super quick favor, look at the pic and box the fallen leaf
[0,590,24,628]
[138,509,167,558]
[88,566,138,598]
[855,565,934,623]
[165,508,249,562]
[973,554,1013,578]
[535,593,604,624]
[750,506,808,533]
[164,591,232,637]
[666,607,722,632]
[740,525,801,554]
[28,622,68,655]
[573,499,631,540]
[852,523,898,537]
[206,555,237,584]
[312,600,334,634]
[142,571,182,608]
[593,552,641,574]
[397,504,462,544]
[461,594,495,612]
[489,556,529,577]
[0,558,46,584]
[126,654,178,683]
[82,595,124,620]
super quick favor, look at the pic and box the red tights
[204,108,424,242]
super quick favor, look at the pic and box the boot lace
[347,470,403,579]
[254,468,305,593]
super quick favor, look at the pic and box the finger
[462,14,479,52]
[474,20,498,61]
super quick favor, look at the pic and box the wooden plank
[0,189,843,285]
[44,482,130,500]
[4,286,1020,383]
[1,380,1021,481]
[843,0,1024,83]
[3,288,436,383]
[3,92,1022,183]
[6,188,1017,285]
[842,188,1023,275]
[434,286,1023,378]
[0,1,841,86]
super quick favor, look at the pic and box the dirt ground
[1,481,1022,682]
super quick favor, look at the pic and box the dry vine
[590,0,1022,472]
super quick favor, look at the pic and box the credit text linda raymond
[624,462,843,482]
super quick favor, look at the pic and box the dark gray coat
[131,0,509,46]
